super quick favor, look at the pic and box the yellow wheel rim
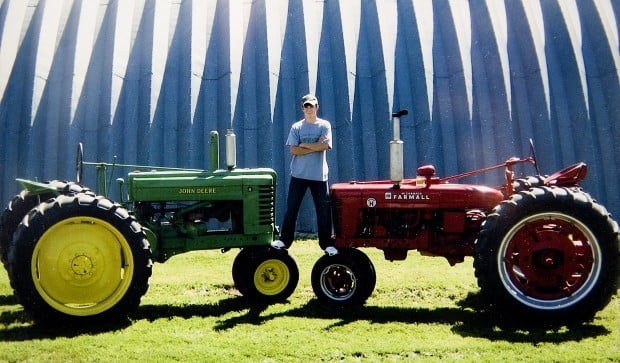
[31,216,134,316]
[253,258,290,296]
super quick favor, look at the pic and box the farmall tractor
[0,131,298,322]
[311,110,619,325]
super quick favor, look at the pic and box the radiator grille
[258,185,275,225]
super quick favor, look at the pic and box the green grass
[0,239,618,362]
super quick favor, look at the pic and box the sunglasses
[303,103,315,108]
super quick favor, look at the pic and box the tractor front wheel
[311,248,376,306]
[8,193,152,322]
[232,246,299,303]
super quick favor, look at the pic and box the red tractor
[311,110,619,325]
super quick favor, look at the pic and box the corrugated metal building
[0,0,618,232]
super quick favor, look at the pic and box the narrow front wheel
[311,248,376,306]
[232,247,299,303]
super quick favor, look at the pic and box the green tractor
[0,130,298,322]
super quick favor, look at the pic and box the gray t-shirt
[286,118,332,181]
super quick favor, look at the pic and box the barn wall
[0,0,618,232]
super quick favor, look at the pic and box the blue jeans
[280,176,333,249]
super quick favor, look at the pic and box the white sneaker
[271,240,286,249]
[325,246,338,256]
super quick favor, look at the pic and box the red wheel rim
[498,212,601,309]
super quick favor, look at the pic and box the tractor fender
[543,162,587,187]
[16,178,62,196]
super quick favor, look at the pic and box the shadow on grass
[210,293,612,344]
[133,297,270,324]
[0,292,612,343]
[0,294,270,341]
[0,306,133,341]
[0,294,17,306]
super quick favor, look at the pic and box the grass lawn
[0,239,618,362]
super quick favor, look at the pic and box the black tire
[474,186,620,325]
[1,191,52,272]
[8,193,152,322]
[232,246,299,303]
[311,248,376,306]
[0,181,90,275]
[512,175,545,193]
[232,248,252,293]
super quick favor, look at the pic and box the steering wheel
[528,138,540,176]
[76,143,84,184]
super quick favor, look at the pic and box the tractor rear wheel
[8,193,152,322]
[474,186,619,326]
[232,246,298,302]
[311,248,376,306]
[0,181,90,277]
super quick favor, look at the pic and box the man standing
[272,94,337,256]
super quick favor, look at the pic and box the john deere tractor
[0,130,298,322]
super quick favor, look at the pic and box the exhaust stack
[225,129,237,170]
[390,110,408,186]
